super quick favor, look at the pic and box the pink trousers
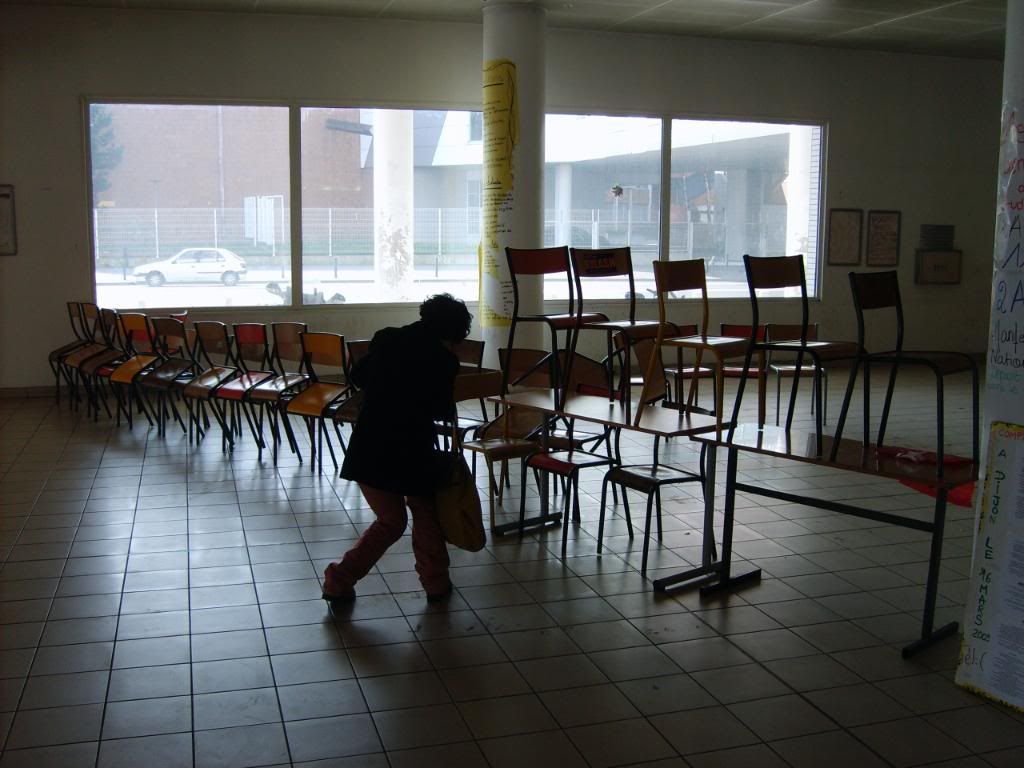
[333,483,450,594]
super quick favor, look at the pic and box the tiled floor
[1,370,1022,767]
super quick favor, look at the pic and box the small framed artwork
[0,185,15,256]
[866,209,901,267]
[915,249,962,285]
[827,208,862,266]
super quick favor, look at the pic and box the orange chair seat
[63,343,107,368]
[286,382,348,417]
[184,367,236,399]
[250,374,308,402]
[110,355,157,384]
[217,371,274,400]
[80,349,124,376]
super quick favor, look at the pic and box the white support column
[373,109,415,301]
[479,1,546,366]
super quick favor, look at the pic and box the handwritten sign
[478,59,518,328]
[988,102,1024,412]
[955,422,1024,711]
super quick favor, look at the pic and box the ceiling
[4,0,1009,59]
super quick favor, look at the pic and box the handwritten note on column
[989,102,1024,408]
[955,422,1024,712]
[479,59,518,328]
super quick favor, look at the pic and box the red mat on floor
[876,446,976,508]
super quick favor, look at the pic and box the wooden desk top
[494,391,722,438]
[692,424,977,489]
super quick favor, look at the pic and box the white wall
[0,5,1002,388]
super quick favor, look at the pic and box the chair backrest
[452,338,485,371]
[615,321,680,405]
[66,301,87,341]
[499,347,553,390]
[849,270,905,352]
[300,331,346,384]
[452,369,503,404]
[651,259,709,335]
[346,339,371,377]
[233,323,272,372]
[150,317,191,360]
[98,308,120,348]
[170,311,189,324]
[766,323,819,364]
[272,322,307,373]
[506,246,576,317]
[119,313,154,355]
[742,254,810,344]
[570,246,637,322]
[79,302,103,343]
[193,321,234,368]
[720,323,767,342]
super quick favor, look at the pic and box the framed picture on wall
[827,208,862,266]
[866,210,901,267]
[915,249,962,285]
[0,185,15,256]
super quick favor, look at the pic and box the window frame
[83,97,827,312]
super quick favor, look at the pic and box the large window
[88,103,823,308]
[670,119,823,297]
[300,108,482,305]
[90,103,290,309]
[544,114,662,300]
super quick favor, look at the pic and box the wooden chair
[831,270,979,473]
[138,317,196,437]
[49,301,91,405]
[58,302,108,409]
[286,331,350,474]
[569,246,659,403]
[215,323,276,457]
[504,246,607,407]
[730,255,858,443]
[766,323,827,426]
[77,308,129,421]
[185,321,241,449]
[107,313,159,429]
[636,259,754,434]
[249,322,309,462]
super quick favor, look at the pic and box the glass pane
[300,108,482,305]
[90,103,290,309]
[670,119,823,298]
[543,114,663,300]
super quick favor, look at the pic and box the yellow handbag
[434,451,486,552]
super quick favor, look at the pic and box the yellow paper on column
[479,59,518,328]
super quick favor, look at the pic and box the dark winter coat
[339,321,459,496]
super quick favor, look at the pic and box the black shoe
[426,583,454,604]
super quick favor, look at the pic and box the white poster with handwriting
[988,102,1024,408]
[956,422,1024,711]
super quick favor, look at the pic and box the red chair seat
[217,371,274,400]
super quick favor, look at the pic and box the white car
[134,248,247,287]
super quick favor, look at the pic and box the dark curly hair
[419,293,472,343]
